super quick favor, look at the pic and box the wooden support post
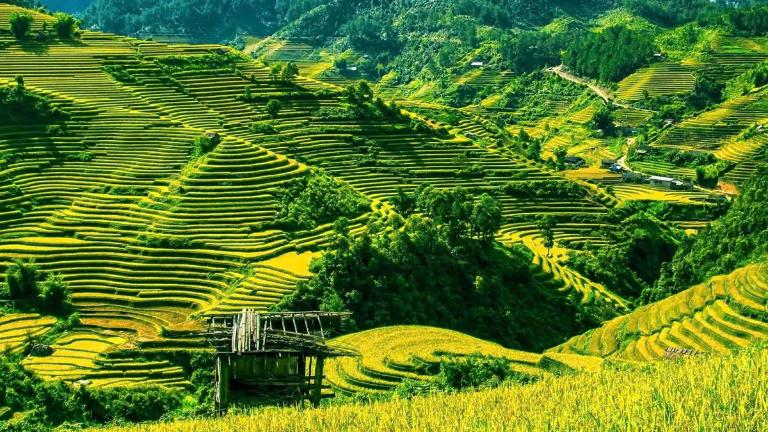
[311,356,325,407]
[215,355,231,413]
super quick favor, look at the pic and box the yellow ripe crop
[326,326,560,394]
[95,345,768,432]
[553,261,768,360]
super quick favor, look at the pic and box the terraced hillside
[0,313,56,353]
[552,261,768,360]
[326,326,604,395]
[0,5,630,387]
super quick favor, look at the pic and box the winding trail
[547,65,655,112]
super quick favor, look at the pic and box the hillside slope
[325,326,603,395]
[97,344,768,432]
[0,4,626,386]
[552,260,768,359]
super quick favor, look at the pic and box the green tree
[266,98,281,118]
[3,259,40,299]
[52,12,79,38]
[471,194,503,241]
[591,105,615,133]
[9,12,34,39]
[281,62,299,82]
[537,216,556,257]
[542,229,555,258]
[269,63,283,81]
[333,57,347,71]
[38,273,71,314]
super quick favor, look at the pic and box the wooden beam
[311,356,325,407]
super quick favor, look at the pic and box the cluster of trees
[623,0,724,26]
[724,61,768,99]
[644,166,768,302]
[8,11,80,39]
[269,171,370,231]
[1,259,72,314]
[0,76,66,126]
[563,25,656,82]
[391,185,504,242]
[0,356,183,431]
[154,52,243,73]
[315,81,404,121]
[268,62,299,83]
[568,207,682,300]
[277,185,596,351]
[500,180,588,199]
[84,0,292,40]
[725,4,768,36]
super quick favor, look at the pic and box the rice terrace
[0,0,767,430]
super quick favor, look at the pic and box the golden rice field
[0,3,632,385]
[95,344,768,432]
[0,313,56,353]
[553,261,768,360]
[325,326,603,394]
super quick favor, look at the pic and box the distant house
[649,176,688,190]
[470,61,484,67]
[347,66,358,72]
[649,176,675,188]
[564,156,586,168]
[601,159,617,169]
[205,132,222,145]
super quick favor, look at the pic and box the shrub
[102,65,138,83]
[38,273,71,314]
[250,121,278,134]
[191,133,220,158]
[51,12,79,39]
[266,99,281,118]
[9,12,33,39]
[437,355,538,391]
[271,171,370,230]
[0,83,67,125]
[3,259,40,299]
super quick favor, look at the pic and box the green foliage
[271,171,370,231]
[154,52,243,73]
[282,61,299,82]
[51,12,80,38]
[623,0,723,27]
[8,12,33,39]
[563,25,655,82]
[277,186,595,351]
[591,104,616,133]
[102,64,139,83]
[0,356,183,431]
[630,147,717,170]
[38,273,71,314]
[265,98,281,118]
[250,120,278,134]
[436,354,538,391]
[2,259,40,299]
[725,4,768,36]
[316,81,404,121]
[695,163,727,188]
[501,180,589,199]
[645,166,768,302]
[568,209,682,299]
[0,82,66,126]
[724,61,768,99]
[190,133,220,158]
